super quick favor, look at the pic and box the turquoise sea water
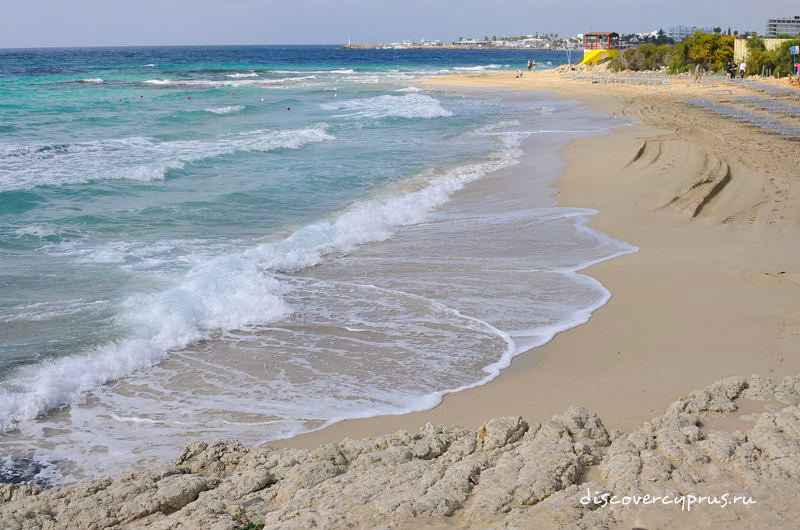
[0,46,634,483]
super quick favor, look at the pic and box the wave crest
[0,125,335,191]
[321,93,453,119]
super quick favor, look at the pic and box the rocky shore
[2,373,799,529]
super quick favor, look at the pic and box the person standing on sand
[527,60,532,71]
[694,63,702,82]
[739,60,746,79]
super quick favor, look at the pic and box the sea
[0,45,635,484]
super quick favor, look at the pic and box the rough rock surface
[2,374,800,529]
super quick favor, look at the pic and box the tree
[483,35,489,41]
[747,38,800,77]
[668,32,734,73]
[713,27,722,33]
[492,35,497,41]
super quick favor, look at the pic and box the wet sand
[273,70,800,449]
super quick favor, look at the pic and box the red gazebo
[583,32,620,50]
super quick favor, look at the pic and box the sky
[1,0,798,48]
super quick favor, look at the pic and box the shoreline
[5,69,800,529]
[270,70,800,449]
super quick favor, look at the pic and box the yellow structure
[579,32,621,65]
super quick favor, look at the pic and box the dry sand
[273,70,800,448]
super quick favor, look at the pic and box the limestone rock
[3,374,800,529]
[775,375,800,406]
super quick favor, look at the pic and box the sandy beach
[271,70,800,448]
[4,68,800,529]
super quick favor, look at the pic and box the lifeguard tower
[580,32,620,65]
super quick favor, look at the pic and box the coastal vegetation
[668,32,735,73]
[607,43,670,71]
[745,37,800,77]
[608,32,734,73]
[609,30,800,77]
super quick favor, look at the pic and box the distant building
[667,26,715,42]
[766,16,800,37]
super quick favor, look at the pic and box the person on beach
[728,61,737,79]
[527,60,532,71]
[693,63,702,82]
[739,60,746,79]
[514,70,523,78]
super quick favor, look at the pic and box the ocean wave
[452,64,503,71]
[13,225,62,239]
[143,76,316,88]
[0,256,290,431]
[0,125,335,191]
[321,93,453,119]
[395,86,421,93]
[202,105,245,115]
[0,125,529,432]
[226,71,258,78]
[80,78,104,83]
[271,69,355,74]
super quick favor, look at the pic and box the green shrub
[607,32,738,75]
[609,43,670,71]
[745,38,800,77]
[747,37,765,52]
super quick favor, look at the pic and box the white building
[766,16,800,37]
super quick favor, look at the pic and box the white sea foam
[0,299,108,324]
[0,125,527,432]
[143,76,316,88]
[80,78,104,83]
[395,86,421,93]
[271,69,355,74]
[13,225,61,238]
[0,125,334,191]
[453,64,503,71]
[0,255,290,430]
[321,93,453,119]
[202,105,245,115]
[226,71,258,78]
